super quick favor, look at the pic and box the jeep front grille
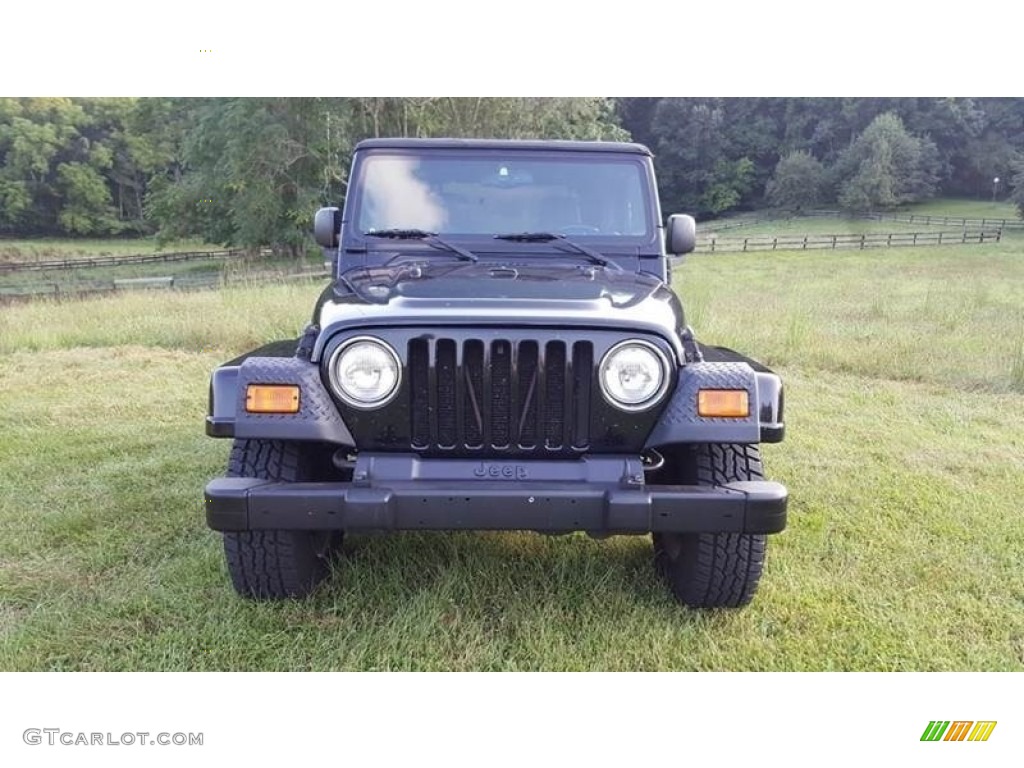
[408,337,594,454]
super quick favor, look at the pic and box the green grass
[900,197,1019,220]
[700,197,1022,237]
[0,282,324,355]
[0,237,223,263]
[1,243,1023,670]
[679,242,1024,393]
[699,217,962,237]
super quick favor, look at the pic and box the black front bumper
[204,475,787,536]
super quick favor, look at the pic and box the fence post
[860,234,865,250]
[802,236,807,250]
[832,235,837,249]
[938,232,943,245]
[887,233,892,247]
[710,238,715,253]
[743,238,748,252]
[773,237,777,250]
[997,229,1002,243]
[962,230,967,243]
[913,232,917,245]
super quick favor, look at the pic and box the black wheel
[653,444,768,608]
[221,439,343,600]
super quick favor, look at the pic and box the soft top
[354,137,652,156]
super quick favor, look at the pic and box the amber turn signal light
[245,385,300,414]
[697,389,749,418]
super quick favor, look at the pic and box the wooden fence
[0,247,271,273]
[695,229,1002,253]
[797,209,1024,229]
[700,210,1024,232]
[0,268,330,304]
[698,216,777,232]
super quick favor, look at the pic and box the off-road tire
[653,444,768,608]
[222,439,342,599]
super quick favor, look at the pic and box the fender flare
[206,355,355,446]
[644,362,784,448]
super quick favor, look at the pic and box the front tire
[221,439,342,600]
[653,444,768,608]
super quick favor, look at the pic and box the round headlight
[598,340,671,411]
[329,336,401,409]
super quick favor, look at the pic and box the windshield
[354,151,653,240]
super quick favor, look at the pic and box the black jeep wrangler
[204,138,787,608]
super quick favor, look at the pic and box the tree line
[1,97,1022,253]
[618,97,1024,217]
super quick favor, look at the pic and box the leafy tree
[146,99,329,255]
[650,99,754,215]
[838,152,896,211]
[646,98,837,214]
[766,150,828,210]
[702,157,755,212]
[0,98,81,233]
[0,179,30,228]
[956,132,1021,199]
[615,97,660,149]
[1010,161,1024,219]
[834,112,940,211]
[0,97,150,235]
[348,97,627,142]
[905,98,984,176]
[56,161,117,234]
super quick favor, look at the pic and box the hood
[314,260,687,360]
[338,260,665,307]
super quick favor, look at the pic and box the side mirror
[666,214,696,255]
[314,206,341,249]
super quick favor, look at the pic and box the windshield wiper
[365,228,433,239]
[493,232,615,268]
[365,229,478,262]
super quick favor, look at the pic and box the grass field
[1,238,1023,670]
[699,217,946,237]
[901,198,1019,219]
[0,237,223,263]
[700,198,1021,237]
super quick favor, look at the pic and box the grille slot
[436,339,457,447]
[543,341,566,449]
[409,337,592,454]
[409,339,430,447]
[571,341,593,449]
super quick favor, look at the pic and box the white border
[1,1,1017,95]
[1,673,1020,766]
[2,4,1019,767]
